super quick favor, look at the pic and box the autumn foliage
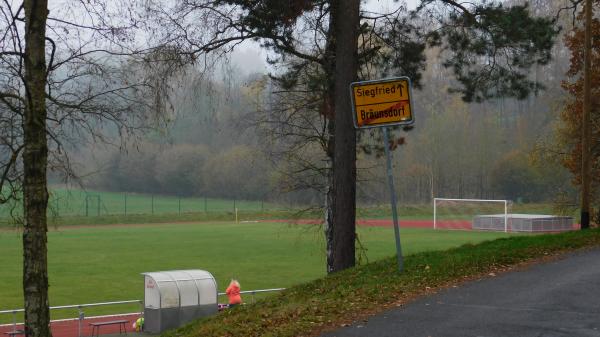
[558,1,600,222]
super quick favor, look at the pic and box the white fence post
[78,306,84,337]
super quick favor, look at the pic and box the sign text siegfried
[354,84,403,98]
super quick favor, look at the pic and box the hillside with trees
[75,0,579,208]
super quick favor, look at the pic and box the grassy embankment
[165,228,600,337]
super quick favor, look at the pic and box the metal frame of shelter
[141,270,218,333]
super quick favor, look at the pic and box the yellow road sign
[350,77,414,129]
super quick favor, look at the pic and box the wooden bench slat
[89,320,128,326]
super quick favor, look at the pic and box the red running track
[0,314,141,337]
[357,219,580,231]
[358,219,470,229]
[263,219,581,231]
[263,219,472,229]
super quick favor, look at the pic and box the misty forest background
[53,1,578,210]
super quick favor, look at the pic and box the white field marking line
[240,220,259,223]
[0,312,142,328]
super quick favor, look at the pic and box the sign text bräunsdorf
[350,77,414,129]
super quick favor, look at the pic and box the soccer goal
[433,198,512,232]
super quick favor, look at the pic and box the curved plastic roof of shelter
[142,269,217,309]
[142,270,214,282]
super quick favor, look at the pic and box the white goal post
[433,198,511,232]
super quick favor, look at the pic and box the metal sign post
[382,127,403,272]
[350,76,414,273]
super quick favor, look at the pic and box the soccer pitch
[0,221,512,320]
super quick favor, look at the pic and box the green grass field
[0,221,513,322]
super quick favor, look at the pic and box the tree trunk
[581,0,592,229]
[327,0,359,273]
[22,1,51,337]
[323,0,337,273]
[324,120,335,272]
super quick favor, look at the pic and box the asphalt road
[321,248,600,337]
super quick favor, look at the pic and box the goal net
[433,198,512,232]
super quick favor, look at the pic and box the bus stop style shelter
[142,270,217,333]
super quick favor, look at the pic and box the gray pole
[97,195,100,216]
[179,197,181,215]
[85,196,88,217]
[124,194,127,216]
[78,307,84,337]
[382,127,403,272]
